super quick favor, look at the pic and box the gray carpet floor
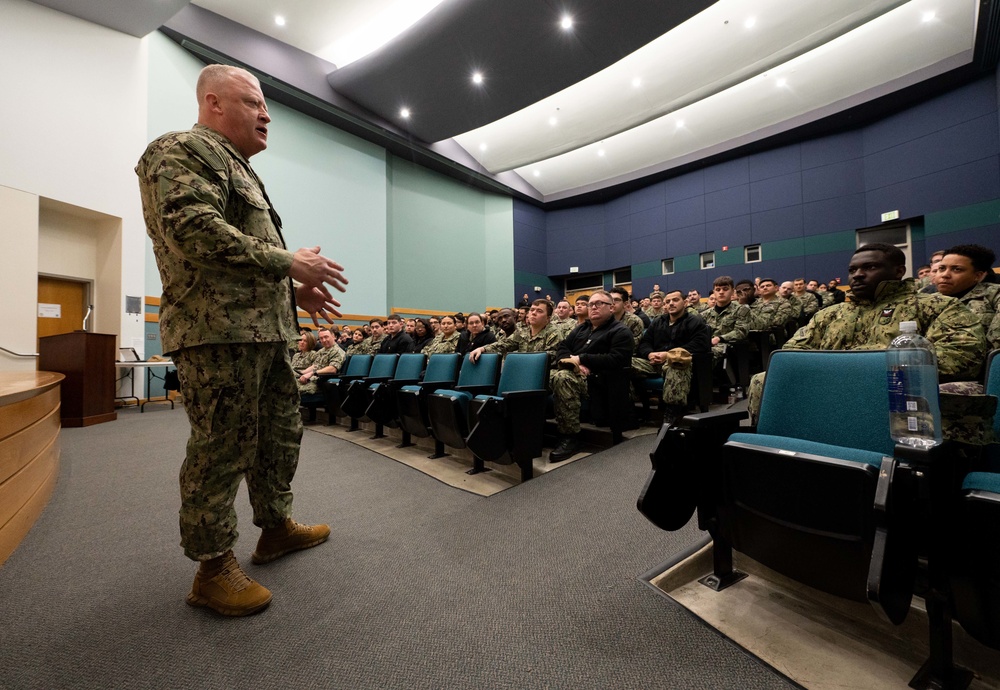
[0,406,794,689]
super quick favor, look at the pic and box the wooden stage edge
[0,371,64,566]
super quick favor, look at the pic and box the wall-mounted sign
[38,303,61,318]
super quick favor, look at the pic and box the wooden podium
[38,332,117,427]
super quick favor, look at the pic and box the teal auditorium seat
[425,354,500,458]
[340,354,398,429]
[302,354,372,424]
[364,353,426,438]
[396,354,462,450]
[465,352,549,481]
[947,350,1000,676]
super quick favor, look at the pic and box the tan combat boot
[251,518,331,564]
[186,550,272,616]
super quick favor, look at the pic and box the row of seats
[300,352,550,481]
[637,348,1000,688]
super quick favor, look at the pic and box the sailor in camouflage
[470,299,562,365]
[644,291,666,320]
[610,287,644,351]
[701,277,750,362]
[137,65,347,616]
[296,328,346,395]
[421,315,461,354]
[747,244,989,443]
[746,278,795,332]
[934,245,1000,350]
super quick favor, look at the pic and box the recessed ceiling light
[922,11,936,22]
[744,17,756,29]
[560,15,573,30]
[533,170,541,177]
[632,77,642,88]
[675,120,684,129]
[597,149,605,157]
[472,71,484,85]
[274,15,286,27]
[400,108,410,119]
[479,143,488,151]
[548,116,558,126]
[776,78,787,88]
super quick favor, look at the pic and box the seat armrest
[678,399,749,431]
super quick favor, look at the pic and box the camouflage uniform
[344,342,366,357]
[953,282,1000,349]
[747,280,990,443]
[645,307,666,320]
[137,123,302,560]
[291,348,317,374]
[747,297,795,332]
[701,302,750,362]
[298,345,345,395]
[551,316,576,339]
[361,334,385,355]
[620,312,645,351]
[421,331,461,355]
[796,291,821,319]
[482,322,563,364]
[784,295,803,322]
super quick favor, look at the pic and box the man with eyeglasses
[548,290,634,462]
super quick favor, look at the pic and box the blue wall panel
[749,145,801,181]
[665,195,706,230]
[751,206,803,243]
[801,130,864,168]
[514,73,1000,298]
[705,215,752,252]
[630,205,667,238]
[803,194,867,236]
[802,159,865,202]
[705,184,751,222]
[750,172,803,213]
[665,169,706,202]
[863,79,997,155]
[704,157,750,192]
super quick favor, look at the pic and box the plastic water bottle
[886,321,942,448]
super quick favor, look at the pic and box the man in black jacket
[549,290,634,462]
[632,289,711,421]
[378,314,415,354]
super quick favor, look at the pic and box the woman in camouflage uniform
[291,332,318,376]
[344,328,366,356]
[422,315,461,354]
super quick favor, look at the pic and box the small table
[115,361,175,412]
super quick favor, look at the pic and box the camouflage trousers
[550,368,588,434]
[747,371,996,446]
[172,342,303,561]
[631,357,692,405]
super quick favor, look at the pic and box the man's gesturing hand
[296,284,342,327]
[289,246,348,294]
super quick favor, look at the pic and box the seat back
[423,353,461,385]
[455,353,500,388]
[343,354,373,377]
[368,354,399,379]
[496,353,548,394]
[758,350,894,456]
[393,353,426,381]
[984,350,1000,438]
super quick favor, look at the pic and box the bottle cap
[899,321,918,333]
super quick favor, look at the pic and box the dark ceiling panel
[326,0,715,143]
[27,0,190,38]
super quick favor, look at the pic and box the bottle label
[907,416,918,432]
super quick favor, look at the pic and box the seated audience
[297,328,346,395]
[701,276,750,366]
[344,328,367,356]
[747,243,988,444]
[292,331,318,375]
[610,286,644,350]
[412,318,435,352]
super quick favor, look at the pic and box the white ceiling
[183,0,980,202]
[42,0,980,203]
